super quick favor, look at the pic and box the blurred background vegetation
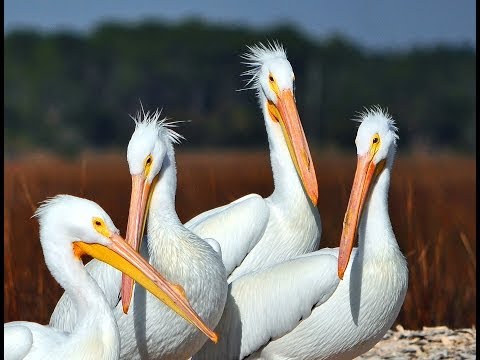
[4,19,476,157]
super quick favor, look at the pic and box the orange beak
[268,90,318,205]
[121,174,152,313]
[74,233,218,343]
[337,153,386,279]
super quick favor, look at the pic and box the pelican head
[34,195,218,342]
[35,195,119,251]
[337,107,399,279]
[127,108,183,183]
[121,107,185,312]
[242,42,318,205]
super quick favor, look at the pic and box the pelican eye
[92,217,110,237]
[144,155,153,176]
[267,73,280,95]
[370,133,381,153]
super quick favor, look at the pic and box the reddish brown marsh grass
[4,150,476,329]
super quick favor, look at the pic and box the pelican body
[186,42,321,283]
[50,110,227,359]
[4,195,216,360]
[194,107,408,360]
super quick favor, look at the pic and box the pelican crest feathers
[240,41,287,91]
[33,195,76,219]
[353,105,399,143]
[129,103,186,145]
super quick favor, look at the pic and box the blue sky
[4,0,476,50]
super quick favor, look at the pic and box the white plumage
[6,195,214,360]
[50,110,227,359]
[193,107,408,360]
[186,42,321,283]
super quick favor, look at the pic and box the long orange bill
[121,174,151,312]
[337,154,383,279]
[275,89,318,205]
[74,233,218,343]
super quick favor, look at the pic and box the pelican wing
[4,322,66,359]
[49,259,122,332]
[185,194,270,276]
[193,252,340,360]
[4,324,33,360]
[203,237,222,257]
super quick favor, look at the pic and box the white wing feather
[193,253,339,360]
[203,238,222,257]
[185,194,270,277]
[4,324,33,360]
[4,321,66,359]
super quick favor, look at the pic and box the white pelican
[4,195,216,360]
[186,42,321,282]
[50,109,227,359]
[193,107,408,360]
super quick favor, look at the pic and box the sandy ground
[357,325,476,359]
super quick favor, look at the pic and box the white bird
[185,42,321,283]
[50,109,227,359]
[193,107,408,360]
[4,195,217,360]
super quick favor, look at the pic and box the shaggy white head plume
[354,105,399,144]
[240,41,288,91]
[129,103,185,145]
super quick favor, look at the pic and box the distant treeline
[4,19,476,155]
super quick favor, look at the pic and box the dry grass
[3,150,476,329]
